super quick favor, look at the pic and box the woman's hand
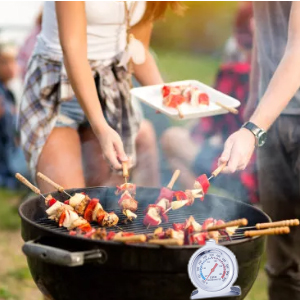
[218,128,256,173]
[97,124,128,170]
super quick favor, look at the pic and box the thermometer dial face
[190,248,234,292]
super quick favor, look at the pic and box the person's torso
[253,1,300,114]
[36,1,146,62]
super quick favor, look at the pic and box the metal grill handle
[23,240,107,267]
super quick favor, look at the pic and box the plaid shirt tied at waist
[18,54,141,179]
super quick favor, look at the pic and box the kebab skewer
[193,162,227,200]
[37,172,119,227]
[143,170,181,227]
[116,161,138,222]
[15,173,93,233]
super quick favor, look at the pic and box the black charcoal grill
[19,186,269,300]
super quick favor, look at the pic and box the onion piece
[69,193,86,207]
[46,201,63,216]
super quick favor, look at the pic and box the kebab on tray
[161,83,238,118]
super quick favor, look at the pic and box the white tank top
[36,1,146,61]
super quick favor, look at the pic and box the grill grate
[36,205,248,243]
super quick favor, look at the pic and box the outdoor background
[0,2,267,300]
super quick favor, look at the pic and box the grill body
[19,187,269,300]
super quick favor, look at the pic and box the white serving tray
[130,80,241,120]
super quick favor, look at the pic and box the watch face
[258,131,267,147]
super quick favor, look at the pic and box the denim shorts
[55,96,144,130]
[56,97,90,129]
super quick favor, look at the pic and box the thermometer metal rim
[188,239,239,293]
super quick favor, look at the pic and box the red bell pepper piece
[58,211,66,227]
[143,213,161,227]
[48,198,57,207]
[174,191,187,201]
[198,93,209,105]
[84,228,96,238]
[173,223,184,231]
[168,94,186,108]
[184,225,194,245]
[122,232,135,237]
[193,233,206,245]
[196,174,210,194]
[162,213,169,223]
[156,187,174,202]
[202,218,215,230]
[83,198,99,222]
[96,211,105,224]
[64,200,69,205]
[107,231,116,240]
[162,85,171,97]
[77,222,92,233]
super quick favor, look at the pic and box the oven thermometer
[188,239,241,299]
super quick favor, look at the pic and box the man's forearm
[250,47,300,130]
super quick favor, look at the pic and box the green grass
[0,189,22,230]
[7,267,32,281]
[154,49,221,84]
[0,287,17,300]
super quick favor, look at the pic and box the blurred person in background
[219,2,300,299]
[17,9,43,80]
[161,2,258,204]
[0,40,29,189]
[18,2,183,197]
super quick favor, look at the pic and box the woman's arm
[130,20,164,86]
[55,2,127,169]
[220,2,300,172]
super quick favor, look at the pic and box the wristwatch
[242,122,267,147]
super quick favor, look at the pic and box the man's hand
[219,128,256,173]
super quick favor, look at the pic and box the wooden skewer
[15,173,46,199]
[215,101,238,115]
[114,225,124,232]
[113,234,146,243]
[122,160,129,180]
[148,238,184,246]
[37,172,72,197]
[208,162,227,180]
[203,219,248,232]
[238,219,300,230]
[244,226,290,237]
[176,106,184,119]
[166,169,181,189]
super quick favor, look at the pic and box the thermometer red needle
[204,263,218,282]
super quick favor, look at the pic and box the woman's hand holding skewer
[97,124,128,170]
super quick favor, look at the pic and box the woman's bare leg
[37,127,85,193]
[161,127,199,189]
[132,120,160,187]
